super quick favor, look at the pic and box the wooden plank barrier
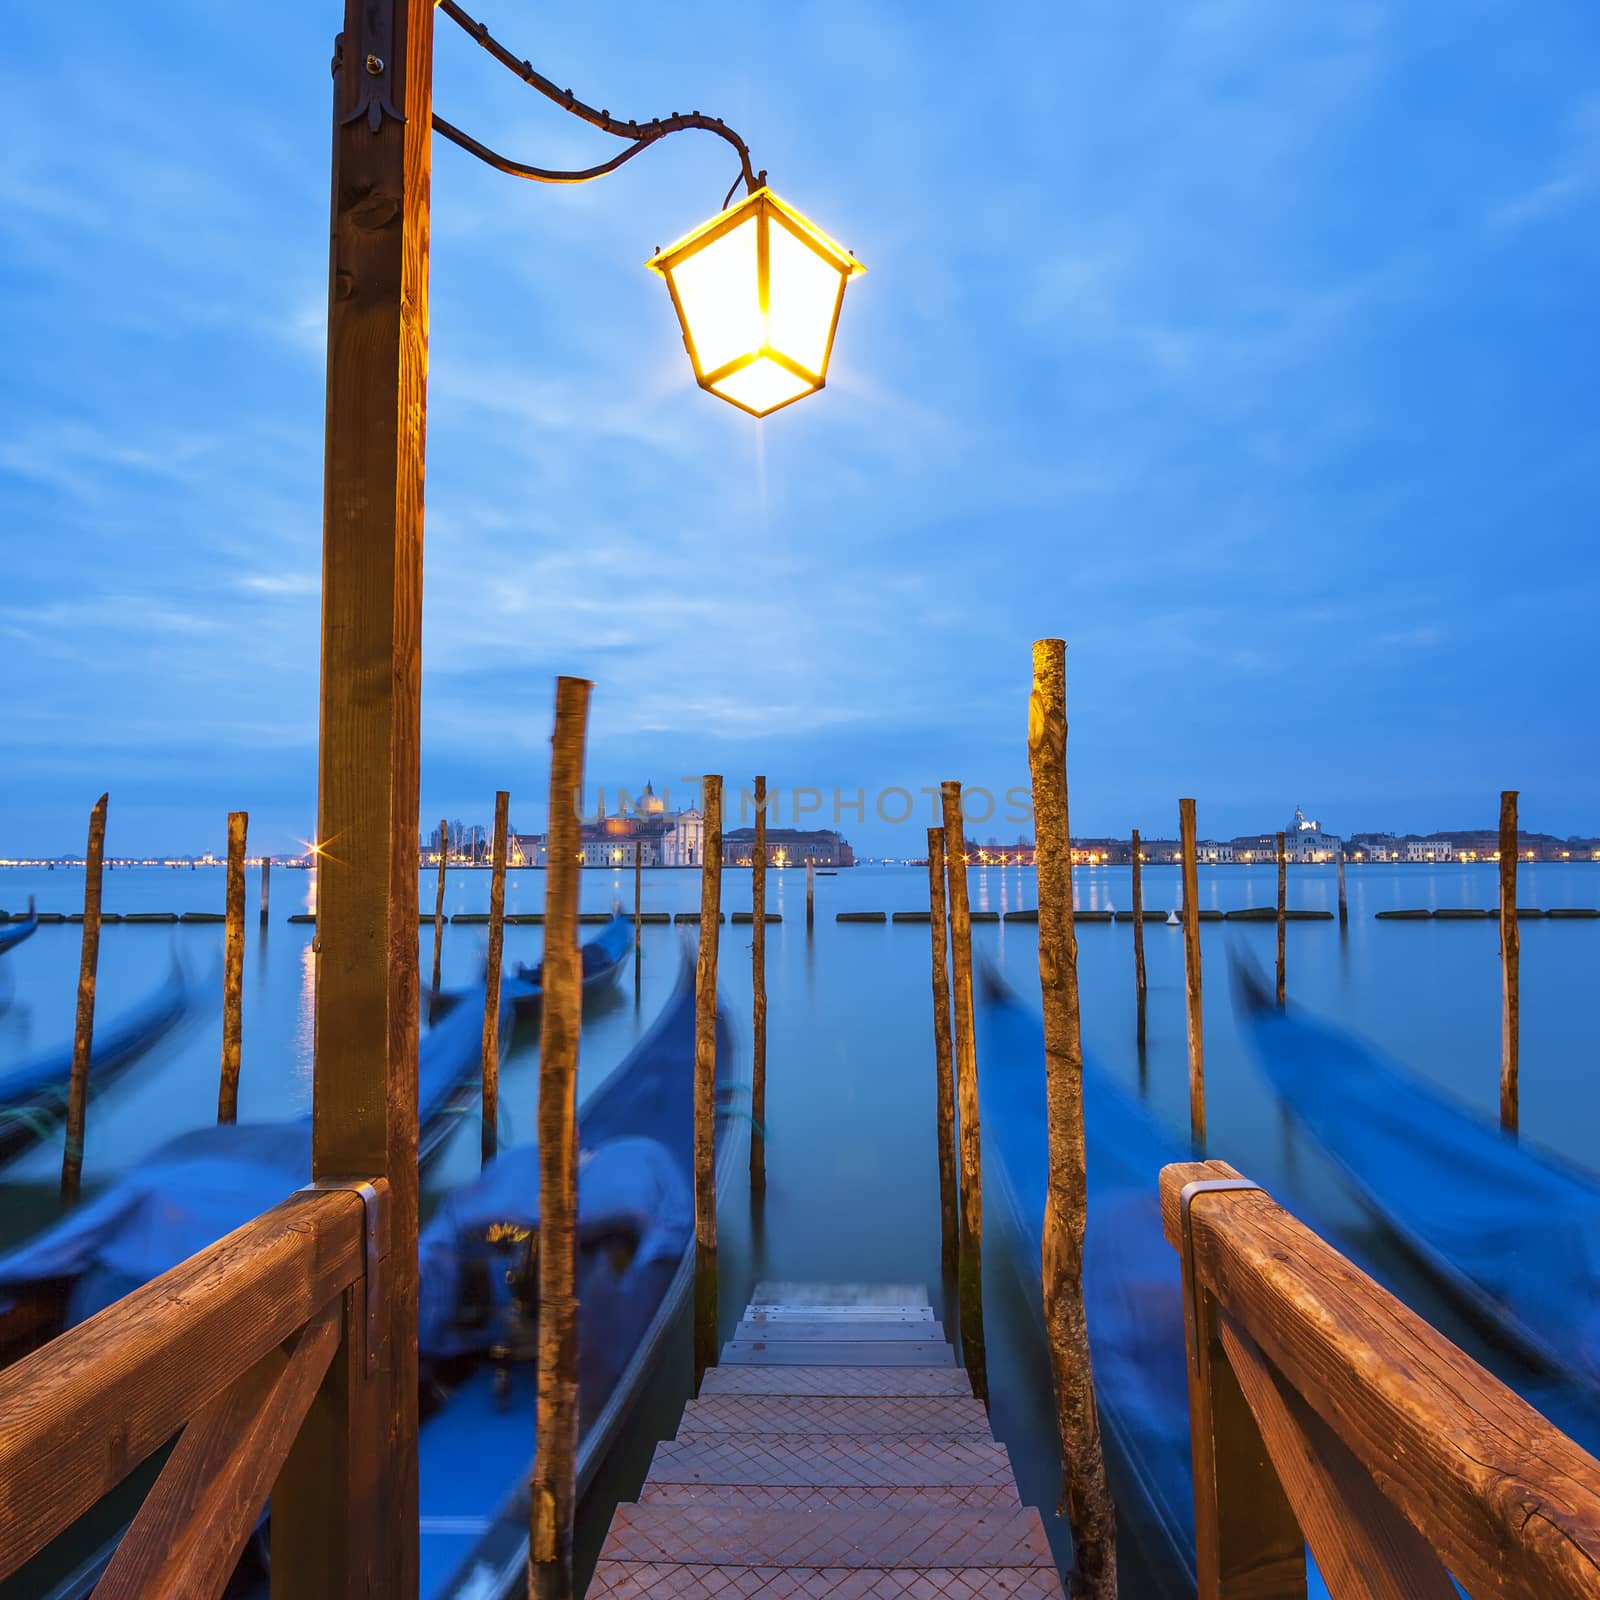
[1161,1158,1600,1600]
[0,1182,387,1593]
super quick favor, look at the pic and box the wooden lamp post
[286,4,865,1594]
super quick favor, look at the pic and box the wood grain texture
[0,1186,374,1580]
[1500,788,1520,1134]
[750,775,767,1192]
[289,3,433,1590]
[1178,798,1206,1147]
[1131,827,1147,1045]
[694,776,725,1393]
[1218,1314,1455,1600]
[530,679,591,1600]
[927,826,959,1277]
[60,792,107,1206]
[1027,640,1116,1598]
[481,787,509,1166]
[432,814,448,994]
[1276,830,1287,1009]
[218,810,248,1124]
[940,781,987,1407]
[95,1301,341,1600]
[1160,1160,1600,1600]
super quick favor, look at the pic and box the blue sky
[3,0,1597,856]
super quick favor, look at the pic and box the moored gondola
[0,957,196,1168]
[0,898,39,956]
[419,948,743,1599]
[1232,953,1600,1393]
[505,910,632,1020]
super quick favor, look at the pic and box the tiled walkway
[589,1282,1065,1598]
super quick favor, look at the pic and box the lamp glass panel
[766,219,845,379]
[668,216,761,377]
[711,356,816,416]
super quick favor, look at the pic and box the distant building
[724,827,854,867]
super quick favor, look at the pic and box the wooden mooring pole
[1131,827,1147,1045]
[1500,789,1520,1135]
[633,833,642,995]
[60,793,107,1207]
[1179,798,1206,1148]
[1276,829,1287,1008]
[432,815,448,996]
[530,678,591,1600]
[1028,640,1117,1596]
[1337,845,1349,927]
[693,775,725,1391]
[806,857,815,933]
[940,781,988,1405]
[750,775,768,1193]
[481,789,509,1167]
[259,854,271,929]
[927,825,959,1278]
[217,811,248,1124]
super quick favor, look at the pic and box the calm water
[3,861,1598,1595]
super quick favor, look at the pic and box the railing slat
[1161,1160,1600,1600]
[1218,1313,1456,1600]
[93,1299,341,1600]
[0,1184,381,1582]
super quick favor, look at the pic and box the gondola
[975,966,1198,1594]
[1232,955,1600,1392]
[0,957,196,1167]
[505,911,632,1020]
[0,982,511,1342]
[418,948,744,1599]
[0,898,39,956]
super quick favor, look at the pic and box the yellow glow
[712,357,815,415]
[648,187,864,418]
[766,214,844,376]
[668,215,762,375]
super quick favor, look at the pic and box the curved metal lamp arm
[434,0,762,196]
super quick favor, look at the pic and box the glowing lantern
[647,187,865,418]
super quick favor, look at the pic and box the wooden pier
[589,1282,1064,1598]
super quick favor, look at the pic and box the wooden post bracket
[297,1177,384,1376]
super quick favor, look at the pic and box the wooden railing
[0,1180,388,1598]
[1162,1159,1600,1600]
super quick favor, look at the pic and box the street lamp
[648,187,866,417]
[430,0,864,419]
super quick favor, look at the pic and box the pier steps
[589,1281,1064,1599]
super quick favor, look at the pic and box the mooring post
[806,856,815,932]
[529,680,590,1600]
[1179,798,1206,1147]
[940,781,988,1405]
[1500,789,1520,1136]
[750,775,768,1193]
[693,775,726,1391]
[1337,845,1349,927]
[1131,827,1147,1045]
[432,815,448,997]
[217,811,248,1124]
[633,832,642,995]
[259,854,271,929]
[927,825,959,1278]
[481,789,510,1167]
[1276,829,1288,1008]
[1028,640,1117,1597]
[60,793,108,1207]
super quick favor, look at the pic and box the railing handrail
[1161,1158,1600,1600]
[0,1180,387,1582]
